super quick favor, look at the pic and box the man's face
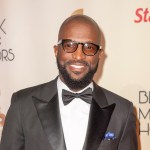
[54,21,102,90]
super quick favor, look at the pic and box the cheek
[57,50,72,65]
[88,55,99,68]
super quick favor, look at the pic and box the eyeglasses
[58,39,102,56]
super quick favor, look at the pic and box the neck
[59,75,92,92]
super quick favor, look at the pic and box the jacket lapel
[32,78,66,150]
[83,82,116,150]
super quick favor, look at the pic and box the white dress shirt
[57,78,93,150]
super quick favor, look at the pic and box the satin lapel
[83,83,116,150]
[33,94,66,150]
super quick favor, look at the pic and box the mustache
[65,60,89,67]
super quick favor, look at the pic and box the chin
[70,73,87,81]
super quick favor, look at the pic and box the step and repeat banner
[0,0,150,149]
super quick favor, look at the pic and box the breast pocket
[98,139,119,150]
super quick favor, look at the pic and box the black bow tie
[62,87,92,105]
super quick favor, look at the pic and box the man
[0,15,138,150]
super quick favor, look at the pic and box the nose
[72,44,85,60]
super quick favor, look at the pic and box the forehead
[58,18,100,44]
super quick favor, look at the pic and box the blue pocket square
[104,132,116,140]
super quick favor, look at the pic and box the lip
[70,64,84,69]
[68,63,88,72]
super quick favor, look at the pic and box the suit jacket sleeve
[0,93,25,150]
[118,103,138,150]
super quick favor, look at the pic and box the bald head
[58,15,101,44]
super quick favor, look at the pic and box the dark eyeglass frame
[57,39,102,56]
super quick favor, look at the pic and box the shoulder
[93,82,133,111]
[11,78,57,104]
[101,87,132,106]
[95,85,136,125]
[100,87,134,120]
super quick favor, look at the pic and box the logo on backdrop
[134,8,150,23]
[71,9,83,15]
[0,109,5,127]
[0,107,5,139]
[0,19,15,62]
[139,91,150,135]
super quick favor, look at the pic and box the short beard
[56,58,98,91]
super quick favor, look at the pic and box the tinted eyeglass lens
[83,43,97,55]
[62,41,77,53]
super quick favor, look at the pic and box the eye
[64,42,75,48]
[84,43,96,50]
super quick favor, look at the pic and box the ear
[54,45,58,57]
[99,49,104,59]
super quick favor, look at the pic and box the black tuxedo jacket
[0,78,138,150]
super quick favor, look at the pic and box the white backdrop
[1,0,150,149]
